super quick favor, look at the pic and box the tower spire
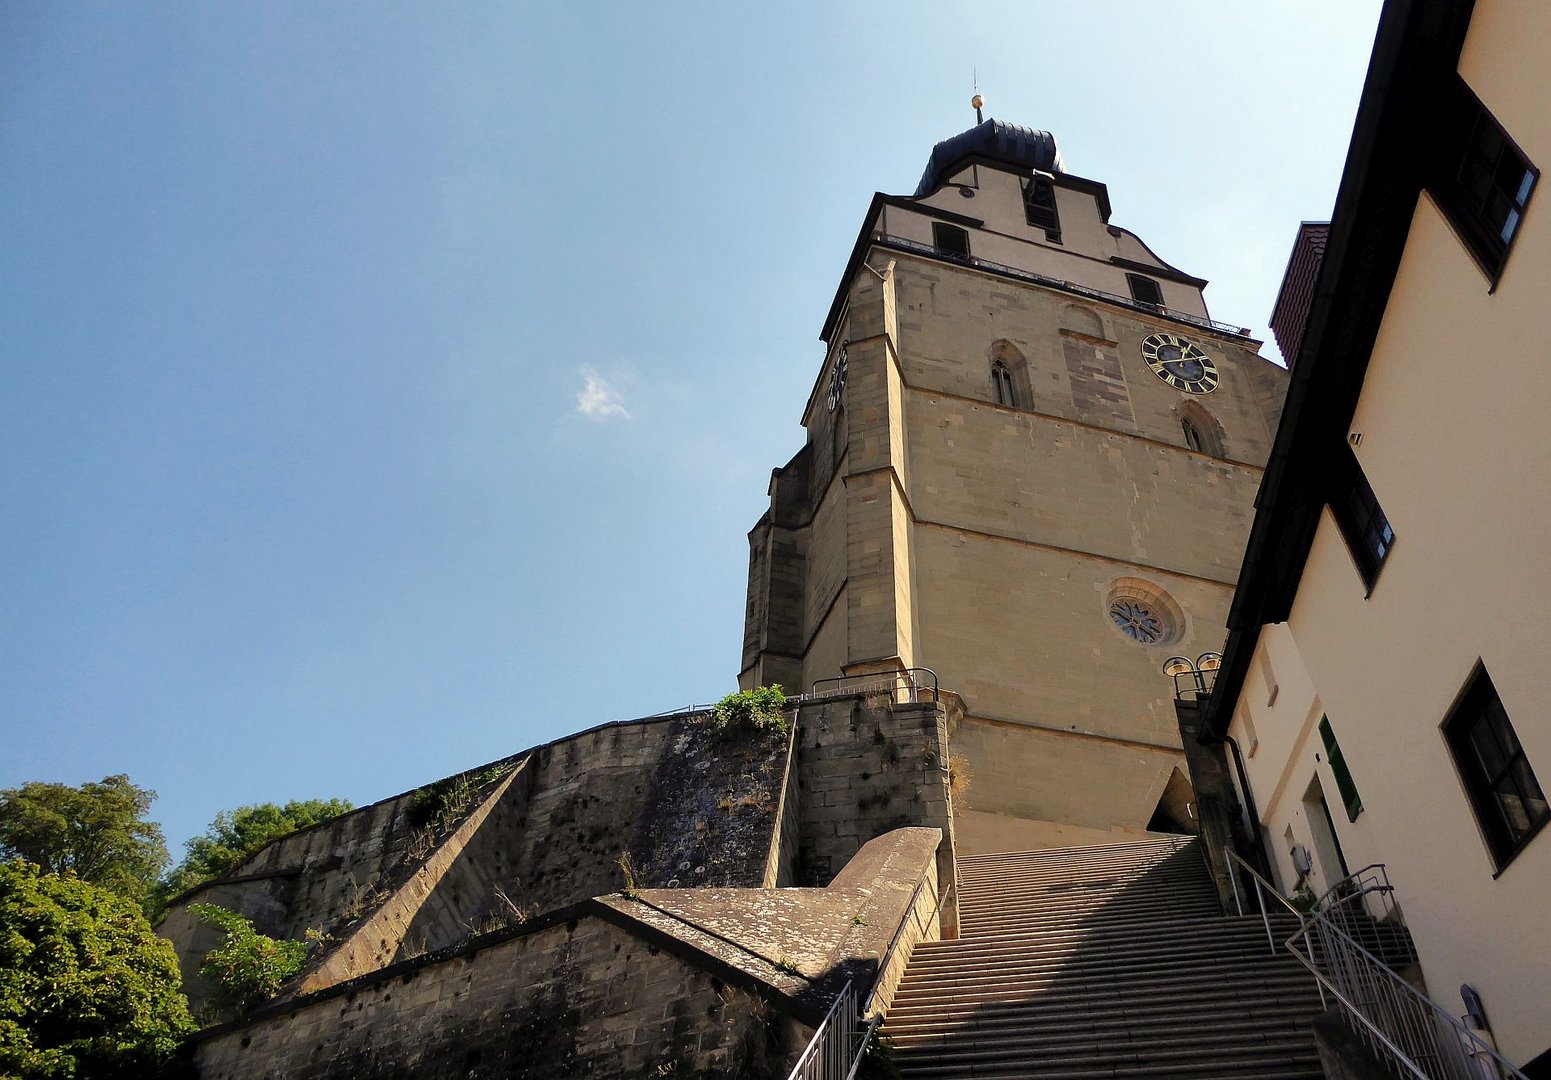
[972,70,984,124]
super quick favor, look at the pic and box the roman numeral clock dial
[1141,332,1219,394]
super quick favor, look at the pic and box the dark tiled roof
[1269,222,1331,367]
[915,118,1063,196]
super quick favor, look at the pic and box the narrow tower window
[1023,174,1062,242]
[932,222,970,259]
[1178,402,1226,458]
[991,360,1017,407]
[1127,274,1165,309]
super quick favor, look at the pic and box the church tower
[741,116,1289,851]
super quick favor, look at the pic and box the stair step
[882,838,1320,1077]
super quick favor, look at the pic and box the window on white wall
[1444,665,1550,871]
[1259,653,1279,708]
[1236,704,1259,758]
[1319,716,1363,823]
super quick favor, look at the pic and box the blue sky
[2,2,1382,857]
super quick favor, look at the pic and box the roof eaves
[1202,0,1477,739]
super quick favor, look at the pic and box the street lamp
[1163,652,1223,699]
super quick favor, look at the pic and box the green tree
[156,800,352,914]
[187,905,308,1017]
[0,777,168,906]
[0,860,194,1078]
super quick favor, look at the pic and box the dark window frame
[1126,273,1164,309]
[1431,77,1538,287]
[1182,419,1204,453]
[932,222,971,260]
[1330,449,1395,593]
[1022,174,1062,243]
[1318,715,1364,823]
[1443,665,1551,873]
[991,360,1016,408]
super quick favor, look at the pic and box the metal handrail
[786,981,878,1080]
[808,667,940,704]
[1223,849,1526,1080]
[788,873,948,1080]
[872,233,1254,338]
[861,879,954,1018]
[1312,863,1393,912]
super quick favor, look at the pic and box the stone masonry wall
[162,713,795,1011]
[194,914,785,1080]
[794,697,958,935]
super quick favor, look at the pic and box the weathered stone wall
[194,913,785,1080]
[887,254,1282,461]
[294,763,529,993]
[158,768,522,1010]
[762,726,802,887]
[631,717,790,890]
[794,697,958,935]
[190,828,948,1079]
[162,713,794,1011]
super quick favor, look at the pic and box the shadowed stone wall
[194,913,785,1080]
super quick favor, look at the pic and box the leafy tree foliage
[187,905,308,1017]
[0,860,194,1078]
[156,800,352,913]
[0,777,168,906]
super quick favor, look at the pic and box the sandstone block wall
[794,698,957,935]
[194,913,782,1080]
[162,713,794,1011]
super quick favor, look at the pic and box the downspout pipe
[1200,723,1271,883]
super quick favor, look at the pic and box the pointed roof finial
[972,69,984,124]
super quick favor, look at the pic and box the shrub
[0,860,194,1078]
[189,904,308,1016]
[709,686,789,736]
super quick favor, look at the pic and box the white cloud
[574,367,630,420]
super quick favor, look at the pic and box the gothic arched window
[1182,418,1205,452]
[1178,401,1226,458]
[991,360,1016,407]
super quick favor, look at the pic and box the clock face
[826,344,848,412]
[1141,333,1219,394]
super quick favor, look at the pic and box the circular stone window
[1104,578,1185,646]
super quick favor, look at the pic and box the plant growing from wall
[855,1029,903,1080]
[617,851,640,900]
[407,762,515,835]
[708,686,789,736]
[947,752,973,802]
[189,903,310,1017]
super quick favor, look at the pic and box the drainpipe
[1207,728,1270,881]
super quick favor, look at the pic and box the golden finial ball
[971,94,984,110]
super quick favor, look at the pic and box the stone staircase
[882,837,1326,1078]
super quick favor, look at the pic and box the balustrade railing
[1224,849,1525,1080]
[808,667,939,704]
[785,981,877,1080]
[872,233,1253,338]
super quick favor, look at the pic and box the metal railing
[873,233,1254,338]
[789,872,949,1080]
[785,981,877,1080]
[1224,849,1526,1080]
[1312,862,1419,967]
[808,667,939,704]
